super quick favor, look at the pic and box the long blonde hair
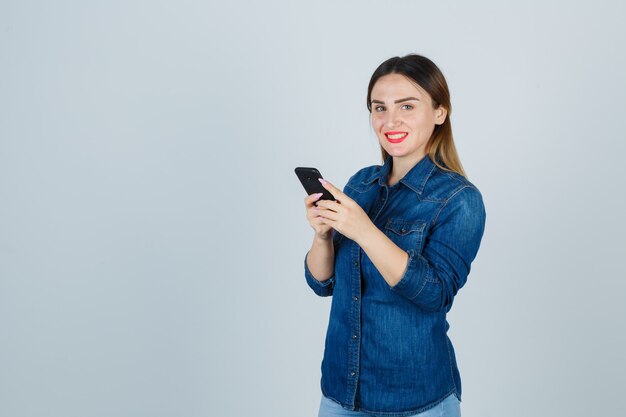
[366,54,466,178]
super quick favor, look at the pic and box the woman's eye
[401,104,413,110]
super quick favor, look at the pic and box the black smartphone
[294,167,336,205]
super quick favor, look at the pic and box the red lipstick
[384,131,408,143]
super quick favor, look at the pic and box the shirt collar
[361,154,437,195]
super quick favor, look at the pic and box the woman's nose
[386,110,402,128]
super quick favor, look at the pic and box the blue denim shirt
[304,155,486,416]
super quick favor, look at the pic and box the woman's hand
[304,192,334,241]
[314,178,374,244]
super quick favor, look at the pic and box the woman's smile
[385,131,408,143]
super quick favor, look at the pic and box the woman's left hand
[314,178,375,244]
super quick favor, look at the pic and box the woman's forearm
[306,235,335,282]
[357,223,409,288]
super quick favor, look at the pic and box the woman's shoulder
[425,163,483,204]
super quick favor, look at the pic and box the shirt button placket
[348,243,362,403]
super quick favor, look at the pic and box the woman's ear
[435,106,447,125]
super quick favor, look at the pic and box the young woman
[302,54,486,417]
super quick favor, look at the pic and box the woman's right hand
[304,193,334,240]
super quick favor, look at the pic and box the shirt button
[350,371,356,376]
[352,334,357,339]
[353,296,358,301]
[401,228,406,233]
[353,261,358,267]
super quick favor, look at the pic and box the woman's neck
[389,153,427,184]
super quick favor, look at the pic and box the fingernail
[314,192,323,198]
[318,178,327,185]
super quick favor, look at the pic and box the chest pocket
[383,218,427,252]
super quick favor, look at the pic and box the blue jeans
[318,393,461,417]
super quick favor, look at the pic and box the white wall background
[1,1,625,416]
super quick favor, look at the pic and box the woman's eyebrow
[371,97,420,104]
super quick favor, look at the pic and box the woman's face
[370,73,446,162]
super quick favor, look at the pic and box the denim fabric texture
[304,155,486,416]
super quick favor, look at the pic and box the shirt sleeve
[304,249,336,297]
[389,185,486,312]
